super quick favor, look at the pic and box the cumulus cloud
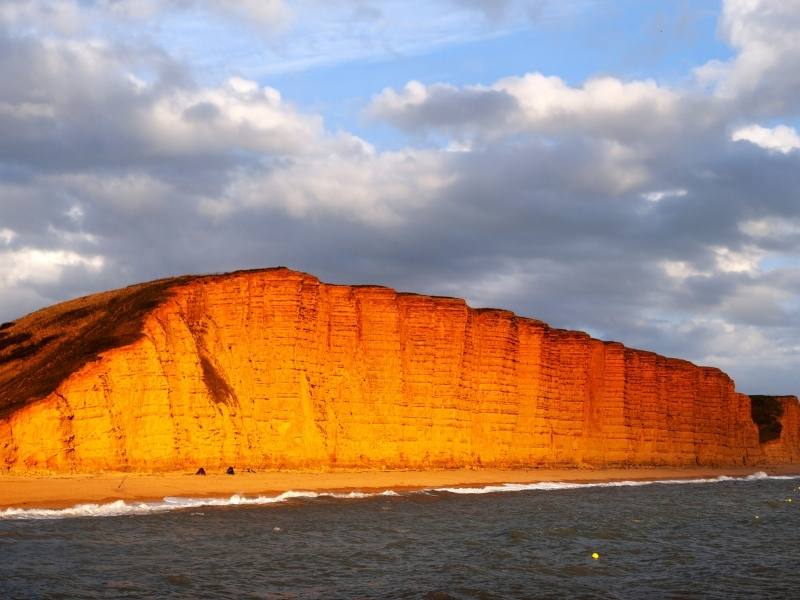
[0,0,798,395]
[0,228,16,246]
[141,77,322,157]
[369,74,716,147]
[731,124,800,154]
[0,31,322,171]
[336,3,800,392]
[0,248,104,287]
[214,144,454,226]
[695,0,800,115]
[740,217,800,241]
[368,81,520,137]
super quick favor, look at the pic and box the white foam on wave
[746,470,798,480]
[431,471,799,495]
[1,472,794,520]
[0,489,399,521]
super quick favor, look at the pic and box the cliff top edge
[0,266,791,416]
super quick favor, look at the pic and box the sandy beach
[2,465,799,510]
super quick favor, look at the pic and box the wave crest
[431,472,799,495]
[0,489,399,521]
[0,473,794,520]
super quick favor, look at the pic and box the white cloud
[0,31,452,227]
[0,0,799,396]
[0,228,16,245]
[641,189,688,203]
[661,245,766,278]
[214,144,455,226]
[695,0,800,114]
[698,319,787,364]
[740,217,800,239]
[0,248,105,286]
[731,124,800,153]
[65,205,84,223]
[141,77,322,157]
[0,34,325,167]
[369,72,700,146]
[712,245,765,274]
[660,260,706,280]
[496,73,678,131]
[371,0,800,144]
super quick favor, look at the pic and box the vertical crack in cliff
[54,393,76,465]
[100,371,130,469]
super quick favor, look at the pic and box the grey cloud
[696,0,800,117]
[6,104,800,391]
[0,0,799,398]
[369,84,520,136]
[182,101,222,122]
[2,134,799,393]
[369,74,728,150]
[0,29,321,175]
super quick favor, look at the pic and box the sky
[0,0,799,394]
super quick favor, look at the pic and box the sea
[1,473,798,599]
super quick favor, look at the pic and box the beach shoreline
[2,465,799,510]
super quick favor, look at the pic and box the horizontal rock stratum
[0,267,797,473]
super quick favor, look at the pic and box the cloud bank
[0,0,798,394]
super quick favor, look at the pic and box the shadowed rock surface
[0,267,797,472]
[0,276,195,418]
[749,395,800,463]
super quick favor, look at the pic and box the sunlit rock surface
[0,268,796,472]
[749,395,800,464]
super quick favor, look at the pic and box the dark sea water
[1,474,799,599]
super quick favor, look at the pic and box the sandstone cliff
[749,396,800,464]
[0,268,796,473]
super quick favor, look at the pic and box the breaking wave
[1,472,796,521]
[430,471,798,494]
[0,490,399,521]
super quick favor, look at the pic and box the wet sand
[2,465,799,510]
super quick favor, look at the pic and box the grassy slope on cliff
[0,277,195,417]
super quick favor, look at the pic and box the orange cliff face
[749,396,800,464]
[0,267,796,473]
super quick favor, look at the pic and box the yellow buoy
[592,552,600,560]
